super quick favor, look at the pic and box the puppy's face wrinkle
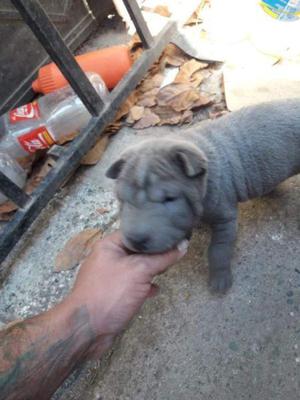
[111,140,208,253]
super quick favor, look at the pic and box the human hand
[0,231,188,399]
[65,231,188,354]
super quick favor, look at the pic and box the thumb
[139,240,189,277]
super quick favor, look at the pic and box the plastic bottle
[0,153,27,205]
[250,0,300,59]
[0,72,107,205]
[260,0,300,21]
[32,45,132,94]
[0,72,107,161]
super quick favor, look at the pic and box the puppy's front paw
[209,270,233,294]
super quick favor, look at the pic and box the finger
[93,230,128,256]
[101,230,124,246]
[139,240,189,277]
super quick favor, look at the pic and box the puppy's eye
[164,196,177,203]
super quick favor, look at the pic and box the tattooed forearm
[0,305,95,400]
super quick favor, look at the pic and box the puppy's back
[189,99,300,200]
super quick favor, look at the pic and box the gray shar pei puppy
[106,99,300,293]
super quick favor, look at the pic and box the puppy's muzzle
[124,234,150,252]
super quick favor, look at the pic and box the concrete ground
[1,9,300,400]
[1,123,300,400]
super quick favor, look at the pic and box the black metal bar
[122,0,154,48]
[1,13,97,115]
[0,21,176,264]
[11,0,104,117]
[0,172,30,208]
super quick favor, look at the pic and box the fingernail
[177,239,189,254]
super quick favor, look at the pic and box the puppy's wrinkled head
[106,138,208,253]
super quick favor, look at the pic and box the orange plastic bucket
[32,45,132,93]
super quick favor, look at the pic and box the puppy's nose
[128,234,149,251]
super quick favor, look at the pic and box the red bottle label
[18,127,55,153]
[9,101,40,123]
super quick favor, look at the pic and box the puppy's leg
[208,217,237,294]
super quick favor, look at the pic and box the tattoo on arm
[0,306,94,400]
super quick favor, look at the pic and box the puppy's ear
[105,158,126,179]
[174,144,207,178]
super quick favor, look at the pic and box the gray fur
[106,99,300,293]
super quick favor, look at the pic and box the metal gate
[0,0,115,114]
[0,0,176,265]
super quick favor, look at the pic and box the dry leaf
[130,46,143,64]
[209,110,228,119]
[148,60,163,76]
[126,105,145,124]
[96,207,109,215]
[0,201,18,214]
[142,4,171,17]
[174,59,208,84]
[191,94,213,109]
[81,135,110,165]
[157,83,201,112]
[181,110,193,123]
[162,44,187,67]
[154,106,182,125]
[55,228,102,271]
[128,34,143,63]
[153,5,171,17]
[184,1,205,26]
[128,34,142,51]
[0,157,56,212]
[139,73,164,93]
[0,156,56,220]
[185,15,199,26]
[104,121,122,135]
[154,106,193,126]
[137,96,157,107]
[0,212,14,221]
[163,56,184,68]
[209,102,228,119]
[116,91,139,120]
[25,157,56,194]
[164,44,186,61]
[136,88,159,107]
[133,110,160,129]
[16,154,35,171]
[189,70,204,87]
[200,68,213,80]
[160,114,182,125]
[138,87,159,100]
[56,131,78,145]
